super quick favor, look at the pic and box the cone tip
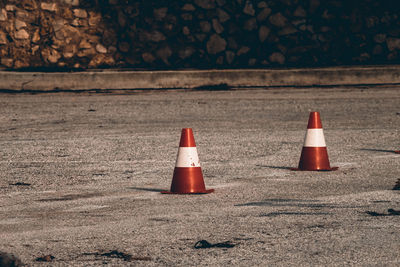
[307,111,323,129]
[179,128,196,147]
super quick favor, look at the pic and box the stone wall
[1,0,400,70]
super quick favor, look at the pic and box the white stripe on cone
[303,129,326,147]
[175,147,201,167]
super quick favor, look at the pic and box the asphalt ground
[0,86,399,266]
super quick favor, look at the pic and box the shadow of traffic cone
[291,112,338,171]
[161,128,214,194]
[393,179,400,190]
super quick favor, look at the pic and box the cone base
[290,166,338,171]
[294,147,337,171]
[161,189,214,194]
[161,167,214,194]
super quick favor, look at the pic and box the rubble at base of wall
[0,0,400,70]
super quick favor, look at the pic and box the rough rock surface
[0,0,400,69]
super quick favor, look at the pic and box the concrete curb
[1,65,400,91]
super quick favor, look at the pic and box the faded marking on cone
[175,147,201,167]
[303,129,326,147]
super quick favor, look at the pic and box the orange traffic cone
[291,112,338,171]
[161,128,214,194]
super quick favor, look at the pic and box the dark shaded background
[2,0,400,70]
